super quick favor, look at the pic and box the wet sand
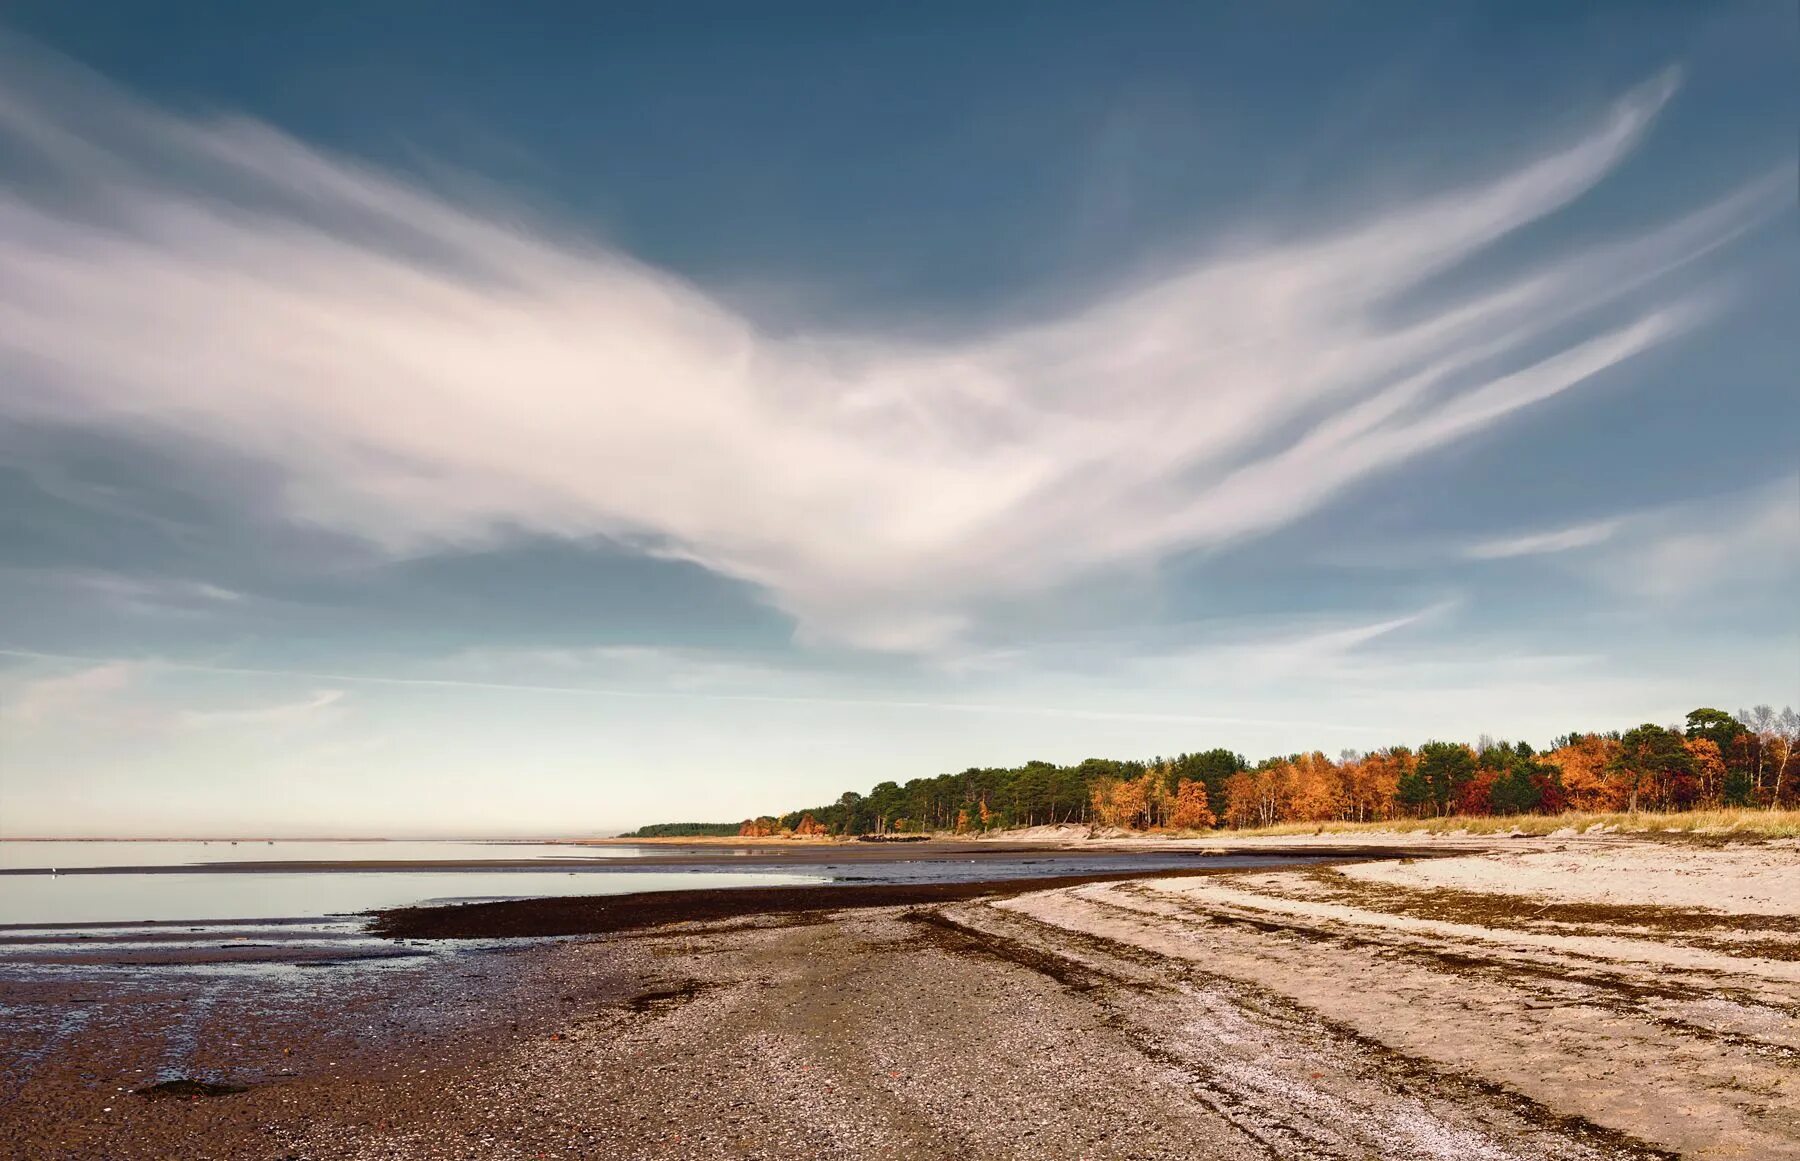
[365,859,1385,939]
[3,837,1795,1159]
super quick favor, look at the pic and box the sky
[0,2,1795,837]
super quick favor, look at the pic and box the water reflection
[0,869,825,926]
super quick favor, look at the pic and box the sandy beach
[3,834,1796,1159]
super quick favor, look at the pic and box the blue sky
[0,3,1794,837]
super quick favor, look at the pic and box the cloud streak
[2,659,134,724]
[0,49,1786,650]
[1457,476,1799,600]
[0,647,1399,732]
[176,688,345,731]
[1603,477,1800,602]
[1465,520,1623,560]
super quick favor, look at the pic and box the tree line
[682,705,1798,838]
[623,822,742,838]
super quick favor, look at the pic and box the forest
[666,705,1800,838]
[622,822,742,838]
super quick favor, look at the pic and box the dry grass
[1220,808,1800,840]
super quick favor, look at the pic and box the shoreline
[4,834,1795,1159]
[0,839,1406,876]
[367,854,1407,940]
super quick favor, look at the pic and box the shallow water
[0,868,825,926]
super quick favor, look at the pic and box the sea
[0,840,820,927]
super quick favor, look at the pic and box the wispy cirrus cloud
[0,646,1394,730]
[2,658,134,724]
[23,567,245,615]
[1458,475,1798,600]
[0,47,1787,651]
[0,651,343,734]
[176,688,345,731]
[1604,477,1800,602]
[1464,519,1624,560]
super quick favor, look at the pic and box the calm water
[0,839,643,871]
[0,869,827,926]
[0,840,811,926]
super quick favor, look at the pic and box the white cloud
[1457,476,1798,600]
[176,688,345,730]
[0,51,1786,651]
[2,659,133,724]
[1055,604,1455,685]
[1606,476,1800,601]
[1465,519,1622,559]
[52,569,245,614]
[442,642,810,693]
[0,652,344,735]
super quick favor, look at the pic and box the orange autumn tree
[1343,749,1408,822]
[1684,738,1727,808]
[792,813,828,836]
[1144,764,1177,828]
[1544,734,1623,811]
[1222,770,1259,828]
[1286,752,1342,822]
[1167,779,1216,829]
[1223,766,1293,829]
[1087,777,1123,827]
[1097,769,1191,829]
[1089,773,1147,829]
